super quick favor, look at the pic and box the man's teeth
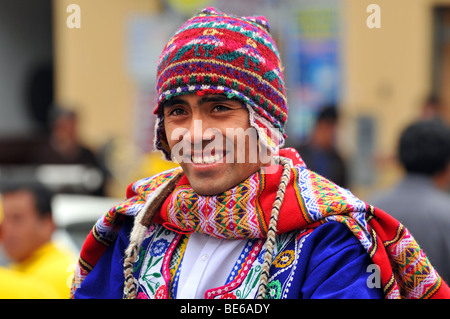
[191,154,221,164]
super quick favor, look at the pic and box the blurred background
[0,0,449,256]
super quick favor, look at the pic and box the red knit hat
[154,7,287,160]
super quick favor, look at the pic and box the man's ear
[433,162,450,191]
[443,162,450,189]
[39,214,56,240]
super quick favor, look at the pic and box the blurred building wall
[53,0,163,196]
[0,0,53,137]
[341,0,450,198]
[53,0,161,150]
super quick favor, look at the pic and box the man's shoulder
[305,221,362,246]
[281,221,364,256]
[293,166,367,216]
[283,221,370,276]
[126,167,183,199]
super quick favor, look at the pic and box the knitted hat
[154,7,287,160]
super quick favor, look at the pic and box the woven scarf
[71,148,450,299]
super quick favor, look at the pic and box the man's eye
[212,105,231,112]
[168,108,187,116]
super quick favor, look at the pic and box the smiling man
[163,93,264,195]
[71,8,450,299]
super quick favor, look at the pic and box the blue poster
[283,1,342,141]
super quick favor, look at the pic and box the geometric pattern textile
[71,148,450,299]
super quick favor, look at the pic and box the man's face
[163,93,264,195]
[0,191,52,262]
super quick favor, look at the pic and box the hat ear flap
[154,116,172,161]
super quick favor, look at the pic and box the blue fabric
[275,222,384,299]
[74,218,132,299]
[74,220,383,299]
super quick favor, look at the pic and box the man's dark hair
[1,185,53,219]
[49,106,77,125]
[316,105,338,125]
[399,120,450,176]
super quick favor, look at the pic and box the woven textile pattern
[71,148,450,298]
[71,168,182,292]
[164,172,266,239]
[385,224,441,298]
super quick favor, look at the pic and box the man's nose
[187,119,204,144]
[186,115,217,143]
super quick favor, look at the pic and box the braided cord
[122,158,291,299]
[123,170,183,299]
[256,157,292,299]
[123,212,147,299]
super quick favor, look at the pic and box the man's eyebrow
[199,95,230,104]
[162,98,188,109]
[162,95,243,109]
[199,95,243,106]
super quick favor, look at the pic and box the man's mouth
[191,153,221,164]
[184,150,228,165]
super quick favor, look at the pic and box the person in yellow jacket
[0,186,75,298]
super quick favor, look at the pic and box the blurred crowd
[0,93,178,298]
[0,104,106,298]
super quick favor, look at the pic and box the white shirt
[177,232,248,299]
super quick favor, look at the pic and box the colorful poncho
[71,148,450,299]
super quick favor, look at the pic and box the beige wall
[53,0,160,150]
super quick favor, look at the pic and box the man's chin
[188,176,230,195]
[180,161,262,195]
[185,171,235,195]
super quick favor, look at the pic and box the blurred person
[420,94,444,122]
[371,120,450,282]
[0,186,75,298]
[0,194,8,266]
[33,108,107,195]
[0,267,60,299]
[34,108,98,166]
[70,8,449,299]
[294,105,348,188]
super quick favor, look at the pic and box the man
[371,120,450,283]
[294,105,348,188]
[33,108,107,196]
[71,8,450,299]
[420,94,444,122]
[0,186,75,298]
